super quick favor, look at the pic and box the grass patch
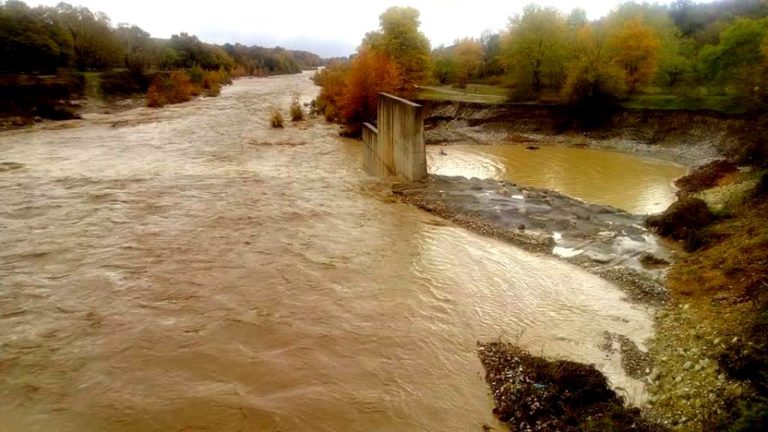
[621,94,744,114]
[416,84,508,104]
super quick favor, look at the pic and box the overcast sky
[28,1,684,57]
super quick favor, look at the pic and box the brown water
[1,72,653,431]
[428,144,687,214]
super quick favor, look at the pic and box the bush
[145,67,230,108]
[270,110,284,128]
[646,197,715,250]
[323,104,336,122]
[290,93,303,121]
[146,71,193,107]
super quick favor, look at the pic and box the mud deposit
[1,73,653,431]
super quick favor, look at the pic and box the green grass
[417,83,751,114]
[416,84,508,104]
[621,93,745,114]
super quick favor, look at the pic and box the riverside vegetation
[0,0,323,126]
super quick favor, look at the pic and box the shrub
[270,110,284,128]
[290,93,303,121]
[646,197,715,250]
[145,71,193,107]
[168,70,193,103]
[323,104,336,122]
[146,83,165,107]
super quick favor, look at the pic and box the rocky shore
[393,175,670,306]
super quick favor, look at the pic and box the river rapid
[1,72,655,431]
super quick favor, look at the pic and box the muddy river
[1,72,655,431]
[428,144,687,214]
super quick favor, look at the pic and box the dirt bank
[421,101,768,166]
[393,175,670,305]
[643,179,768,431]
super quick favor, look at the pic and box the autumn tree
[453,38,485,87]
[606,2,691,87]
[563,25,627,105]
[607,18,661,92]
[312,59,349,121]
[363,6,431,95]
[340,47,402,128]
[502,4,569,99]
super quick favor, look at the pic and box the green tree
[699,17,768,81]
[363,6,431,94]
[431,45,457,84]
[479,30,504,78]
[115,24,152,72]
[0,1,72,72]
[502,4,569,99]
[699,17,768,107]
[55,3,123,69]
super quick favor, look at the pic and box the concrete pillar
[377,93,427,182]
[362,122,390,176]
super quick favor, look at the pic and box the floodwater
[1,72,653,431]
[428,144,687,214]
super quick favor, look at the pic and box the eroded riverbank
[0,73,658,431]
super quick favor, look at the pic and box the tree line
[0,0,323,75]
[315,0,768,134]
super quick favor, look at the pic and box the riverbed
[1,72,654,431]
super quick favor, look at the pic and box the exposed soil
[420,101,768,166]
[674,159,738,194]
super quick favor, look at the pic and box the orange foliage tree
[607,18,661,92]
[312,60,349,122]
[340,47,402,127]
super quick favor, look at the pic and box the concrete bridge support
[362,93,426,182]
